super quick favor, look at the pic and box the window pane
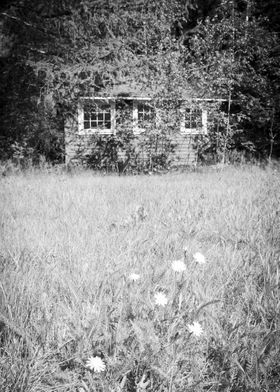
[83,100,111,130]
[194,110,202,127]
[84,121,90,129]
[185,108,191,128]
[91,112,97,121]
[104,121,111,128]
[98,113,104,122]
[143,112,151,121]
[138,102,154,123]
[185,108,201,128]
[190,119,196,128]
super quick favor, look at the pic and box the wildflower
[154,292,168,307]
[129,273,140,282]
[187,321,203,337]
[193,252,206,265]
[85,356,106,372]
[171,258,186,272]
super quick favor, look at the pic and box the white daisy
[171,258,186,272]
[85,356,106,372]
[129,273,140,282]
[154,292,168,307]
[193,252,206,265]
[187,321,203,337]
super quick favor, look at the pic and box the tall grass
[0,165,280,391]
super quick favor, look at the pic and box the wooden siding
[65,111,199,167]
[172,134,197,165]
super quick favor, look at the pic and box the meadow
[0,165,280,392]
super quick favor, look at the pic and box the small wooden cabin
[65,84,223,168]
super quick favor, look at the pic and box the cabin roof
[85,82,226,101]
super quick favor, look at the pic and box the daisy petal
[129,273,140,282]
[193,252,206,265]
[171,258,186,272]
[187,321,203,337]
[85,356,106,372]
[154,292,168,307]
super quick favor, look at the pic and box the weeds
[0,165,279,391]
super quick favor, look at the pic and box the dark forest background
[0,0,279,166]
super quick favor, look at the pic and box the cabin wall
[116,134,197,165]
[65,116,198,167]
[65,117,100,165]
[172,134,197,165]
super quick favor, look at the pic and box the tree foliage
[186,2,280,160]
[0,0,280,164]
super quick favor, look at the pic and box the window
[180,106,207,134]
[78,99,116,135]
[84,101,111,130]
[138,102,154,123]
[133,100,155,134]
[185,108,202,129]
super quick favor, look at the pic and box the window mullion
[111,100,116,135]
[202,110,207,134]
[133,100,138,134]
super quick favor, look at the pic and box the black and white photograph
[0,1,280,391]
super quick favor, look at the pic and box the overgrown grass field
[1,166,280,392]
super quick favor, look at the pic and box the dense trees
[0,0,279,164]
[185,1,280,160]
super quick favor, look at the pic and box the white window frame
[133,99,156,135]
[180,105,207,135]
[78,98,116,135]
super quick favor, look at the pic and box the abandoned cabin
[65,83,223,168]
